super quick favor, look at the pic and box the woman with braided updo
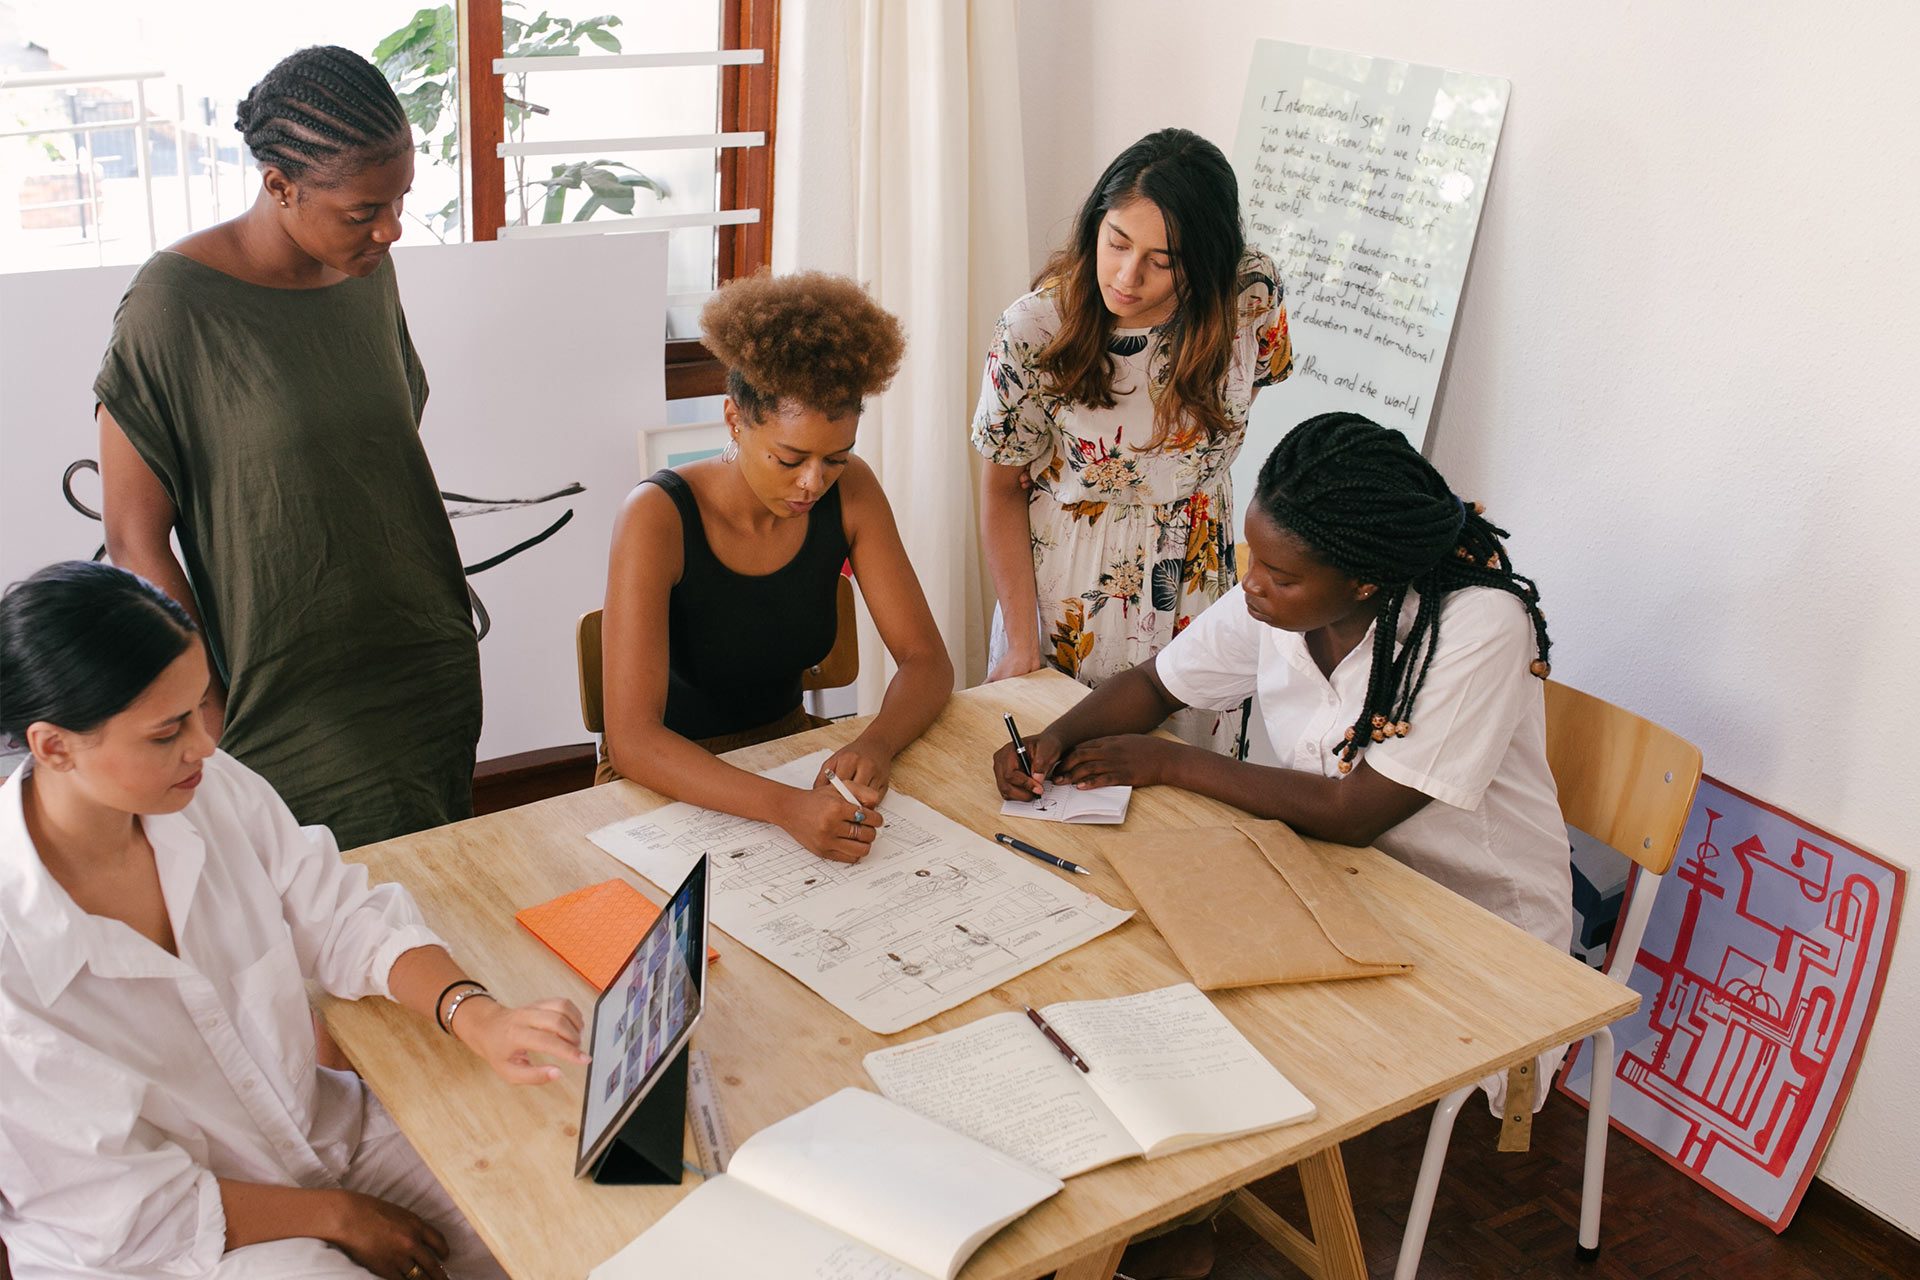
[994,410,1567,941]
[95,46,481,850]
[600,272,953,864]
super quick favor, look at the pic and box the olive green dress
[95,252,482,849]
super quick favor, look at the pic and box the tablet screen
[575,854,710,1176]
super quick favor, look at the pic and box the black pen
[1002,713,1034,779]
[1024,1005,1091,1072]
[995,832,1091,876]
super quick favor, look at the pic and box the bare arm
[992,659,1433,847]
[980,461,1042,681]
[823,458,954,795]
[218,1179,449,1280]
[601,483,876,863]
[99,405,227,724]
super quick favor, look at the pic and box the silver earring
[721,434,739,464]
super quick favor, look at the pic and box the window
[1,0,779,396]
[457,0,778,397]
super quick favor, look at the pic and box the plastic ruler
[686,1047,737,1174]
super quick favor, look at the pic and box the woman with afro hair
[599,272,953,864]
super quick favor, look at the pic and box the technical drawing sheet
[587,751,1131,1033]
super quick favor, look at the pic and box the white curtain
[773,0,1032,705]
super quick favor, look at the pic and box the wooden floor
[1217,1090,1918,1280]
[470,756,1918,1280]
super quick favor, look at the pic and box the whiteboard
[0,234,666,760]
[1228,41,1509,507]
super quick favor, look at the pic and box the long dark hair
[236,45,411,185]
[1254,414,1553,774]
[1035,128,1245,448]
[0,562,198,744]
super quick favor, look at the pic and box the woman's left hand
[818,736,893,804]
[1056,733,1183,790]
[450,996,589,1085]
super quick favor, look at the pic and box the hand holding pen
[994,714,1064,799]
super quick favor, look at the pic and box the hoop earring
[720,434,739,464]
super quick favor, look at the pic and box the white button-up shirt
[0,751,444,1278]
[1156,584,1571,949]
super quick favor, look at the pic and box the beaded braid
[1254,412,1552,775]
[235,46,409,185]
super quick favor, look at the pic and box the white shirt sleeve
[1152,585,1264,712]
[220,754,446,1002]
[0,1024,227,1275]
[1363,589,1542,811]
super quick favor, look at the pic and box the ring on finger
[405,1266,426,1280]
[851,808,866,825]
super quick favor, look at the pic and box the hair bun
[233,94,255,134]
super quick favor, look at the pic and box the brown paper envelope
[1102,823,1414,990]
[1234,820,1415,972]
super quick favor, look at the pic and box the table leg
[1052,1238,1128,1280]
[1298,1145,1367,1280]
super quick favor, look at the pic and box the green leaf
[542,182,570,223]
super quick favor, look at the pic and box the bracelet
[443,986,497,1036]
[434,979,486,1033]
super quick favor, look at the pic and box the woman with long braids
[973,128,1291,750]
[995,412,1566,935]
[95,46,480,850]
[991,415,1568,1276]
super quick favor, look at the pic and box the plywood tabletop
[320,670,1636,1280]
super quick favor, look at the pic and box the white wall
[1017,0,1920,1234]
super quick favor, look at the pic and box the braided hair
[1253,412,1552,774]
[235,46,409,186]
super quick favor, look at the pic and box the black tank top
[648,469,849,740]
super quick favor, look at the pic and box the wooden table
[321,671,1637,1280]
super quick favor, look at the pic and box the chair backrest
[577,609,606,734]
[574,576,861,734]
[1542,680,1702,876]
[805,574,861,692]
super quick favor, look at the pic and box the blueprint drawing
[588,752,1132,1033]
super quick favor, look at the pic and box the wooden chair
[1389,680,1702,1277]
[575,574,860,734]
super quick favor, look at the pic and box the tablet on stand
[573,854,711,1185]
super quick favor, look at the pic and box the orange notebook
[515,878,717,991]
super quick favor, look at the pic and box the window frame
[456,0,777,399]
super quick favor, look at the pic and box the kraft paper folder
[516,878,718,991]
[1101,820,1414,989]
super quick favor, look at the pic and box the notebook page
[587,1176,923,1280]
[1000,779,1132,823]
[863,1010,1141,1177]
[728,1088,1061,1280]
[1043,984,1315,1158]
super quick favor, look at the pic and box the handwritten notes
[1227,42,1509,501]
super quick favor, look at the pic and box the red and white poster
[1560,776,1904,1230]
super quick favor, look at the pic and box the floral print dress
[971,246,1292,749]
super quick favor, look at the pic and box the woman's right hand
[328,1190,450,1280]
[993,730,1066,799]
[778,785,884,863]
[985,647,1044,683]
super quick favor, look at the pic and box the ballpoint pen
[1003,713,1034,779]
[1023,1004,1090,1072]
[995,832,1091,876]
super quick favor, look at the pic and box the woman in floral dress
[973,127,1292,748]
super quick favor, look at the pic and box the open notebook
[588,1088,1060,1280]
[863,984,1315,1179]
[1000,779,1131,824]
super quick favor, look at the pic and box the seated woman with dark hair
[0,562,586,1280]
[600,272,954,864]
